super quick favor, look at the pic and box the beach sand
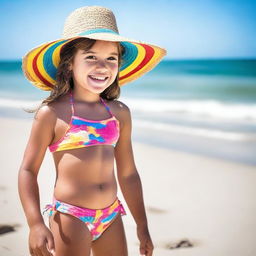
[0,117,256,256]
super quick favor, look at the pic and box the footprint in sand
[0,185,7,191]
[146,206,167,214]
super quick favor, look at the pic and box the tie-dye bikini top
[48,91,120,153]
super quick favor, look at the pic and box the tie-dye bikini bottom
[43,197,126,241]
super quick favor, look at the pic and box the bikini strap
[100,97,114,117]
[69,91,75,115]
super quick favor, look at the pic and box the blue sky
[1,0,256,60]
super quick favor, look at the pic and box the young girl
[18,6,166,256]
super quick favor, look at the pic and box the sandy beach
[1,116,256,256]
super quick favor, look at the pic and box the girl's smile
[70,40,119,94]
[87,73,110,88]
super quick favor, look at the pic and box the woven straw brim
[22,33,167,91]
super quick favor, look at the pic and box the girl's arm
[114,103,154,256]
[18,106,56,256]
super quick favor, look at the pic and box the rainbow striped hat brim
[22,7,167,91]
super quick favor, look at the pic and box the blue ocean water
[1,59,256,165]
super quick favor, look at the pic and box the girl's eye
[85,55,96,60]
[108,57,117,61]
[85,55,117,61]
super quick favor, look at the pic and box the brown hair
[30,37,124,115]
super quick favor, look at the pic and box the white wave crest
[121,97,256,121]
[133,119,256,141]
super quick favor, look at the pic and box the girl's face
[70,40,119,94]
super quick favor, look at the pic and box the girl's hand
[137,225,154,256]
[29,223,55,256]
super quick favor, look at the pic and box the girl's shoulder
[108,99,130,114]
[107,99,132,124]
[34,104,57,122]
[43,93,70,111]
[34,94,69,122]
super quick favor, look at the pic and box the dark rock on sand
[0,225,16,235]
[166,239,194,249]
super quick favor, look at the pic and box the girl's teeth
[90,76,107,81]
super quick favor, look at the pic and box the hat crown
[62,6,119,38]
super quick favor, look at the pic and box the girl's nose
[95,60,108,70]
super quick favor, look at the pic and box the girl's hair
[30,38,124,115]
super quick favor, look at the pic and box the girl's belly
[52,146,118,209]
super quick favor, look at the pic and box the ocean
[1,59,256,165]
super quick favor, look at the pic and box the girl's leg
[49,211,92,256]
[91,213,128,256]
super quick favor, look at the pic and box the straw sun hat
[22,6,167,91]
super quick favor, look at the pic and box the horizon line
[0,57,256,62]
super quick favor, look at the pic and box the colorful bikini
[45,91,126,241]
[44,197,126,241]
[48,90,120,152]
